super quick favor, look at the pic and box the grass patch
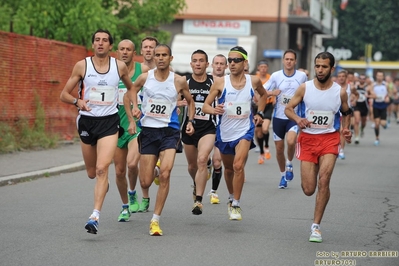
[0,91,59,153]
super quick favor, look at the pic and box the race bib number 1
[89,86,115,105]
[226,101,250,119]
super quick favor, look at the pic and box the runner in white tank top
[203,46,267,221]
[263,50,307,189]
[60,29,135,235]
[284,51,352,243]
[125,44,195,236]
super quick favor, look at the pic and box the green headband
[233,51,248,60]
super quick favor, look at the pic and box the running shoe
[118,205,131,222]
[154,160,161,185]
[354,136,359,145]
[149,219,163,236]
[207,159,213,180]
[229,206,242,221]
[85,216,99,234]
[128,191,139,213]
[338,151,345,160]
[285,164,294,181]
[258,154,265,164]
[208,191,220,204]
[138,198,150,213]
[227,199,233,216]
[309,228,323,243]
[264,150,271,160]
[374,140,380,146]
[278,176,287,189]
[192,201,203,215]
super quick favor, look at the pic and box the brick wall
[0,31,143,141]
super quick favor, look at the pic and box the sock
[212,167,222,191]
[374,128,379,137]
[207,158,212,167]
[229,194,234,202]
[154,166,160,177]
[257,137,264,154]
[195,196,203,203]
[152,214,160,221]
[311,223,320,230]
[232,199,240,207]
[91,209,100,219]
[286,159,292,166]
[264,132,270,148]
[122,204,129,209]
[128,190,136,195]
[281,172,285,177]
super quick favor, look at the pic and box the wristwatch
[256,111,264,119]
[73,98,78,107]
[188,119,196,125]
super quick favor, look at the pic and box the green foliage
[325,0,399,61]
[0,0,186,48]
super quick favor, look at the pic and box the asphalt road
[0,123,398,266]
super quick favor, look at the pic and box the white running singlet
[78,57,120,117]
[263,70,307,119]
[217,74,255,142]
[302,80,341,134]
[140,69,179,130]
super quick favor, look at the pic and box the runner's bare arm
[202,77,224,115]
[285,83,309,128]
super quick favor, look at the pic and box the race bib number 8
[307,110,334,129]
[89,86,116,105]
[226,101,250,119]
[194,102,209,120]
[145,99,171,118]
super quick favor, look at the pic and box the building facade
[162,0,338,74]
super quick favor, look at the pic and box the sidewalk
[0,141,85,186]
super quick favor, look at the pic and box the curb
[0,161,86,187]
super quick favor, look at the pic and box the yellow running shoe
[229,206,242,221]
[154,160,161,185]
[149,219,163,236]
[208,191,220,204]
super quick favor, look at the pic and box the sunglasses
[227,57,245,63]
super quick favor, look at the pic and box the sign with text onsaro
[183,20,251,36]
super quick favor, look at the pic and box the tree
[324,0,399,61]
[0,0,186,48]
[112,0,186,51]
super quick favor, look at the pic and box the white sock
[280,172,285,177]
[232,199,240,207]
[311,223,320,230]
[152,214,160,221]
[91,209,100,219]
[286,160,292,165]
